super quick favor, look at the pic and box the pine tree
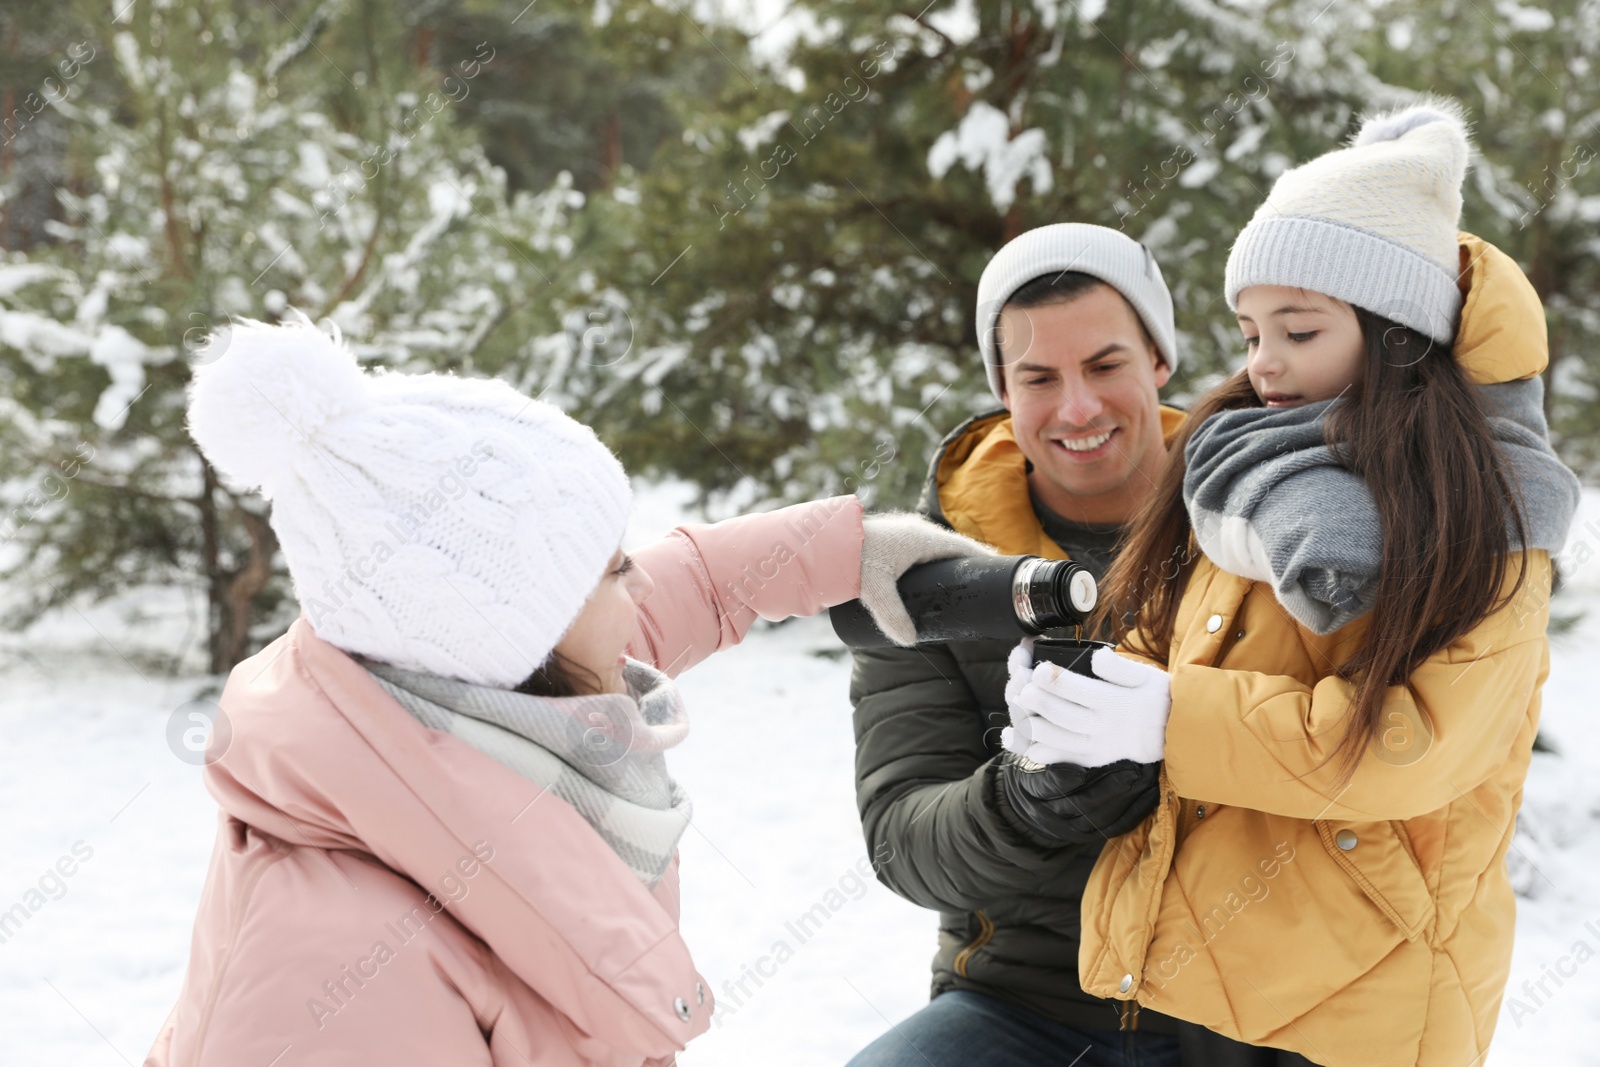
[560,0,1395,510]
[0,1,100,251]
[431,0,683,196]
[0,0,577,671]
[3,0,1590,676]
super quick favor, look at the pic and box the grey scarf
[367,658,693,886]
[1184,375,1581,634]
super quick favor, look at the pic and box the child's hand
[1005,647,1171,767]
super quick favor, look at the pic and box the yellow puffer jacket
[1078,233,1557,1066]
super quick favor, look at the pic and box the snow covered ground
[2,483,1599,1065]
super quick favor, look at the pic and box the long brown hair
[1096,306,1528,782]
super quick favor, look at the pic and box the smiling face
[997,284,1173,525]
[551,547,655,694]
[1236,285,1367,407]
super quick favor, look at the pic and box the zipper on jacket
[1119,999,1140,1031]
[952,910,995,977]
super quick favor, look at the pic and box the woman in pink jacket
[145,317,983,1066]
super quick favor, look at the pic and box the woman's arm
[626,495,865,677]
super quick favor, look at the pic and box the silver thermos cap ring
[1012,557,1046,631]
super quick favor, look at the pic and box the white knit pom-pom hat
[1224,97,1472,343]
[187,314,632,688]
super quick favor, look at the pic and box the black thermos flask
[829,555,1110,675]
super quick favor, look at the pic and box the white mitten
[859,513,996,646]
[999,639,1041,763]
[1007,646,1172,767]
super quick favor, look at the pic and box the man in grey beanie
[846,224,1187,1066]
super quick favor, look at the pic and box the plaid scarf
[367,658,692,886]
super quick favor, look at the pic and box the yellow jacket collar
[935,406,1186,557]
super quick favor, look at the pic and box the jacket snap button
[1196,805,1206,819]
[1119,973,1134,993]
[696,981,706,1006]
[674,996,692,1021]
[1336,829,1358,851]
[1206,614,1223,633]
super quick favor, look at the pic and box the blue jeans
[846,990,1183,1067]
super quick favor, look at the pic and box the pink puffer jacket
[144,495,864,1067]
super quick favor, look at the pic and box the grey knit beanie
[976,223,1178,401]
[1224,98,1471,343]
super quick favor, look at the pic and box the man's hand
[999,754,1161,844]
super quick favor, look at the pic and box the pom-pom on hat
[187,313,632,688]
[1224,97,1471,343]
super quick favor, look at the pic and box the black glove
[998,753,1161,845]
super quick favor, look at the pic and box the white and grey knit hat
[976,222,1178,401]
[187,315,632,689]
[1225,99,1471,343]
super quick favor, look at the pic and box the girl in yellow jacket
[999,101,1582,1065]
